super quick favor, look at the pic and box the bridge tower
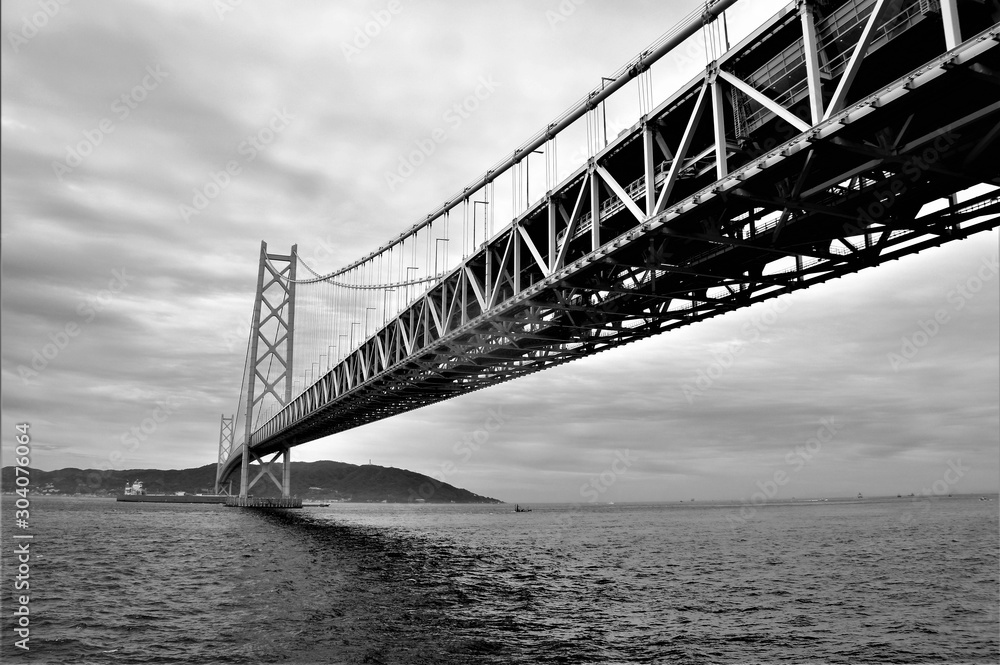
[215,413,234,494]
[217,241,298,501]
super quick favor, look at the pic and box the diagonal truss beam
[717,69,811,133]
[654,82,709,215]
[823,0,891,121]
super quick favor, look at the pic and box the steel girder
[246,1,1000,457]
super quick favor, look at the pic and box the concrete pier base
[225,496,302,509]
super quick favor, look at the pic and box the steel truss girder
[222,12,1000,462]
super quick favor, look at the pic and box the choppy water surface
[1,495,997,664]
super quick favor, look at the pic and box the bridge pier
[223,445,299,508]
[238,446,296,499]
[224,496,302,509]
[239,439,250,497]
[282,447,291,498]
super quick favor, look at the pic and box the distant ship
[117,479,228,504]
[857,493,863,499]
[123,480,145,495]
[514,504,532,512]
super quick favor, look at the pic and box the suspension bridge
[215,0,1000,505]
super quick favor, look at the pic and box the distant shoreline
[4,493,996,506]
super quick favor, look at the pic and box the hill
[0,460,502,503]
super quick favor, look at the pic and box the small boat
[514,504,532,513]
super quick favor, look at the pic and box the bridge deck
[219,0,999,482]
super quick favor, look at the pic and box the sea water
[1,495,997,664]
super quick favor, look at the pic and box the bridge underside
[220,4,999,480]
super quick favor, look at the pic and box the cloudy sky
[2,0,997,503]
